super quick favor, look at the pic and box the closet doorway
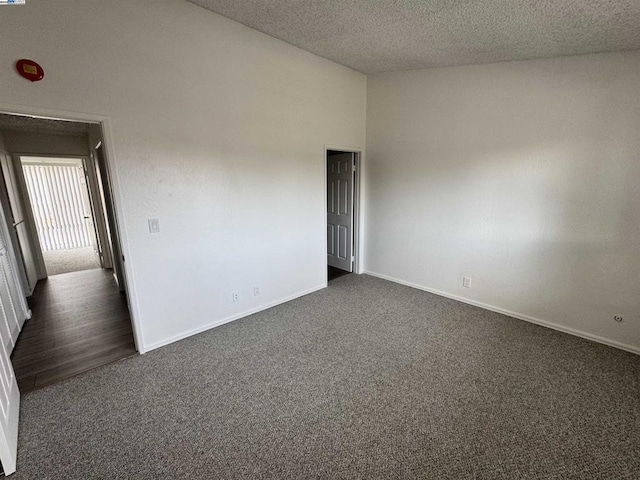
[326,148,361,282]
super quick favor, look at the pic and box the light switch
[148,218,160,233]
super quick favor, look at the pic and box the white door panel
[0,167,29,475]
[95,146,126,292]
[0,321,18,476]
[0,256,21,350]
[0,246,21,475]
[327,225,335,257]
[327,153,354,272]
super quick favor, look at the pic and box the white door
[0,236,22,475]
[95,146,126,292]
[0,248,21,476]
[79,161,101,264]
[327,153,354,272]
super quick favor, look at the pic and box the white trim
[144,284,327,352]
[0,102,145,354]
[91,117,145,353]
[363,270,640,356]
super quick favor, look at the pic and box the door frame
[0,103,144,354]
[15,154,104,278]
[11,154,79,279]
[324,145,364,285]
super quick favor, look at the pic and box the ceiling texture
[187,0,640,73]
[0,114,91,136]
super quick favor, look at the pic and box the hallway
[42,247,101,276]
[11,269,136,393]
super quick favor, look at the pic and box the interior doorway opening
[0,112,137,393]
[21,156,100,276]
[0,108,140,474]
[326,148,361,282]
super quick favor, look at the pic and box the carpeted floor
[13,275,640,479]
[42,247,100,276]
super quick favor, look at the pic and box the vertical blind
[22,164,93,251]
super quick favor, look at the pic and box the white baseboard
[143,283,327,353]
[363,270,640,356]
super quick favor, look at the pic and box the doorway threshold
[328,266,350,281]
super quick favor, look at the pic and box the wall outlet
[232,292,239,303]
[462,276,471,288]
[148,218,160,233]
[253,286,260,296]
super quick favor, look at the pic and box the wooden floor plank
[11,269,137,394]
[18,312,132,339]
[17,375,36,393]
[33,344,137,389]
[13,331,135,372]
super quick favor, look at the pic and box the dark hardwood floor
[11,268,137,393]
[328,265,350,281]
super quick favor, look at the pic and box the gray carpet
[14,275,640,479]
[42,247,100,276]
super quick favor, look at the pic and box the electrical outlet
[614,315,623,322]
[463,276,471,288]
[148,218,160,233]
[232,292,239,303]
[253,286,260,296]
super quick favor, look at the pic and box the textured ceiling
[187,0,640,73]
[0,114,91,136]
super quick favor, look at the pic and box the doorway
[0,108,141,474]
[21,156,100,276]
[0,112,137,393]
[326,149,361,282]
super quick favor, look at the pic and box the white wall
[366,51,640,353]
[0,0,366,351]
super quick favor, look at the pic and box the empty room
[0,0,638,478]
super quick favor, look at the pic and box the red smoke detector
[16,59,44,82]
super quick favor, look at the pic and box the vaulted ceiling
[188,0,640,73]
